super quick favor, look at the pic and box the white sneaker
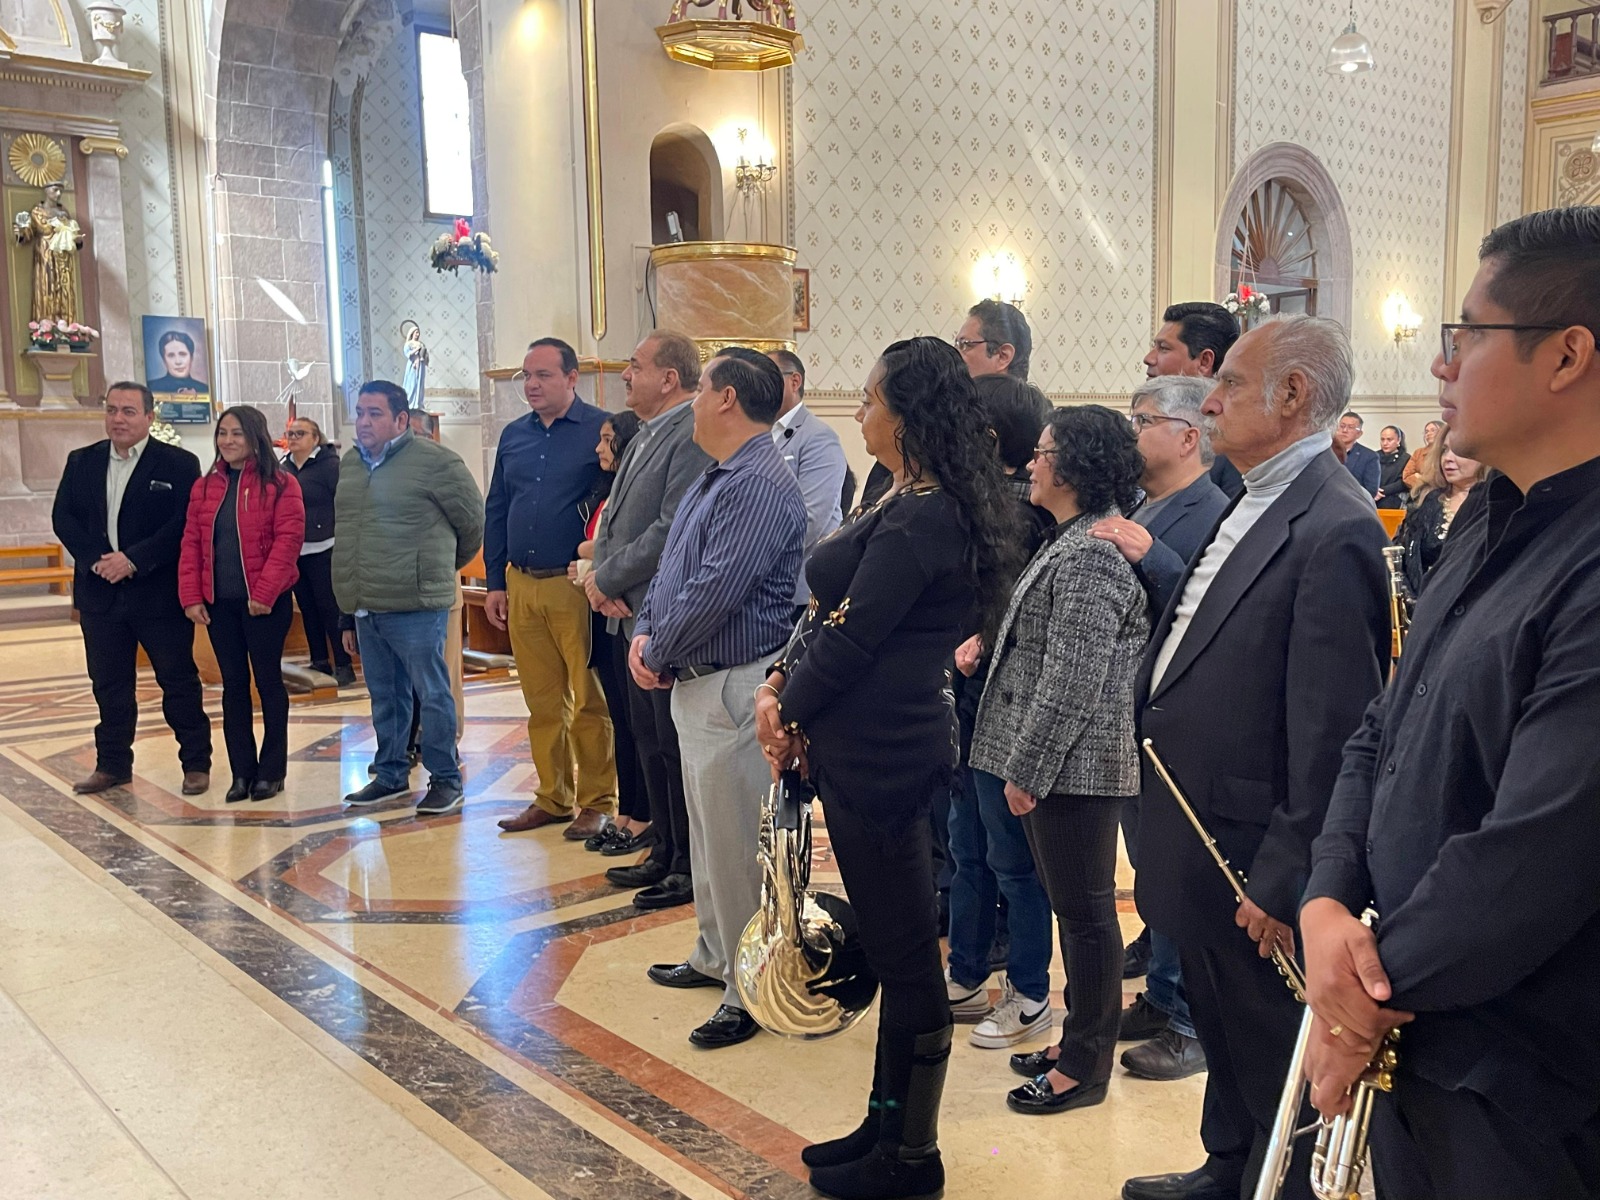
[970,979,1054,1048]
[945,965,992,1022]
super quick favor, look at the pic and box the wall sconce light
[733,127,776,197]
[1383,294,1422,343]
[972,252,1026,307]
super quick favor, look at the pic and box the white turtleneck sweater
[1149,429,1333,692]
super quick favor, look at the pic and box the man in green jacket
[334,380,483,814]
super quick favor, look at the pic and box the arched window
[650,125,723,243]
[1231,179,1318,316]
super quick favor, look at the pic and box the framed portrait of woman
[143,315,212,399]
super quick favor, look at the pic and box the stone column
[81,144,135,383]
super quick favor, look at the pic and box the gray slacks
[669,659,768,1009]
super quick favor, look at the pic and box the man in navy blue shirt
[630,347,806,1050]
[485,337,617,841]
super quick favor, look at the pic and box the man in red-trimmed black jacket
[51,381,211,795]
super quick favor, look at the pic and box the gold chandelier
[656,0,805,71]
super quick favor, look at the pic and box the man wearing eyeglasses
[1301,209,1600,1200]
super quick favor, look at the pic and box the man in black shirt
[1302,206,1600,1199]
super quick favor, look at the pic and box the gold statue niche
[14,179,85,326]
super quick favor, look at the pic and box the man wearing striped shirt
[629,347,807,1050]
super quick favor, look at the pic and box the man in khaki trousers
[484,337,616,838]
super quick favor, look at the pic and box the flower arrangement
[60,322,100,350]
[148,419,183,447]
[26,318,58,349]
[26,319,100,350]
[430,217,499,275]
[1224,285,1273,325]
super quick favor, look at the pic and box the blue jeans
[947,768,1054,1002]
[355,610,460,790]
[1145,930,1196,1038]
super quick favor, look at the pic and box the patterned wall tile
[1235,1,1454,397]
[791,0,1156,395]
[357,24,480,402]
[1498,9,1528,227]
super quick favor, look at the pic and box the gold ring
[1329,1024,1344,1038]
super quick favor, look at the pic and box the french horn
[734,769,878,1038]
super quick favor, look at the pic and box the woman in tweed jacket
[969,404,1149,1116]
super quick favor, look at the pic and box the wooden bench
[459,548,515,675]
[0,544,71,594]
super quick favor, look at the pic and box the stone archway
[1214,143,1353,333]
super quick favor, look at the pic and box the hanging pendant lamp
[1326,4,1376,75]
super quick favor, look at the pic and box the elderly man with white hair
[1119,316,1391,1200]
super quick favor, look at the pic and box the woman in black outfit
[1394,427,1486,605]
[572,411,650,852]
[756,337,1022,1200]
[1375,424,1410,510]
[283,417,354,685]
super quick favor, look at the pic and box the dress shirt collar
[705,431,774,478]
[1243,430,1332,494]
[109,435,149,464]
[527,396,589,429]
[357,428,412,469]
[773,404,806,436]
[643,396,693,434]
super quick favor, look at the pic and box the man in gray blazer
[768,350,847,614]
[586,330,711,912]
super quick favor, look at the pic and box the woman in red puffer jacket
[179,405,304,803]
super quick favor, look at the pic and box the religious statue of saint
[401,320,429,411]
[14,182,85,326]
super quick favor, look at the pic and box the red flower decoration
[454,217,472,242]
[1238,284,1253,301]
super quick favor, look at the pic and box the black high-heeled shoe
[225,779,252,803]
[250,779,284,801]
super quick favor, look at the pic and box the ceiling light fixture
[1325,4,1375,75]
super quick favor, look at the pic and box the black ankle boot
[802,1041,886,1167]
[810,1024,950,1200]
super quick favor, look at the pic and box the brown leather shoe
[497,806,573,833]
[564,809,611,841]
[73,771,131,794]
[181,771,210,796]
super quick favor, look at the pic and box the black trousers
[206,594,293,781]
[1179,938,1315,1200]
[293,548,350,669]
[818,767,951,1037]
[1372,1074,1600,1200]
[80,595,211,776]
[1021,794,1122,1083]
[615,631,690,875]
[591,623,646,821]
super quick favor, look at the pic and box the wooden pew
[0,544,72,594]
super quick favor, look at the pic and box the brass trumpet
[1381,544,1409,661]
[1141,740,1398,1200]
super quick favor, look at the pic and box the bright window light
[418,31,474,218]
[321,159,343,387]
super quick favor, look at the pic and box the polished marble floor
[0,609,1206,1199]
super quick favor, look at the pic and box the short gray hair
[1256,314,1352,432]
[1130,375,1215,465]
[646,329,703,394]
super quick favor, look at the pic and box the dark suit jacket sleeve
[1374,601,1600,1011]
[1246,513,1388,924]
[593,439,705,602]
[1133,537,1186,622]
[124,446,200,575]
[52,449,111,566]
[1355,450,1380,497]
[1303,689,1387,915]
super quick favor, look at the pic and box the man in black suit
[1120,317,1389,1200]
[1091,372,1231,1084]
[1144,301,1244,499]
[52,382,211,795]
[1334,410,1381,497]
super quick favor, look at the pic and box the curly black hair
[1042,404,1144,516]
[877,336,1025,642]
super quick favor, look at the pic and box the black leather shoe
[585,824,626,851]
[1123,928,1152,978]
[648,962,721,989]
[1121,1166,1237,1200]
[633,873,694,910]
[1008,1046,1059,1078]
[605,859,669,888]
[689,1004,758,1049]
[250,779,284,801]
[602,827,658,856]
[225,778,252,803]
[1119,992,1172,1041]
[1121,1027,1207,1080]
[334,664,357,687]
[1006,1075,1108,1115]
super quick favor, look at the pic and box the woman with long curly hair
[755,337,1022,1200]
[968,404,1149,1116]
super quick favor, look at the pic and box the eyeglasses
[1030,445,1055,460]
[953,336,999,353]
[1127,412,1194,432]
[285,430,309,439]
[1439,322,1567,366]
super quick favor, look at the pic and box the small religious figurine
[15,182,85,326]
[401,319,429,410]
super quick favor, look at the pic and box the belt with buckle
[514,563,568,580]
[673,663,725,682]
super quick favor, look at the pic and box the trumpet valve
[1369,1069,1395,1092]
